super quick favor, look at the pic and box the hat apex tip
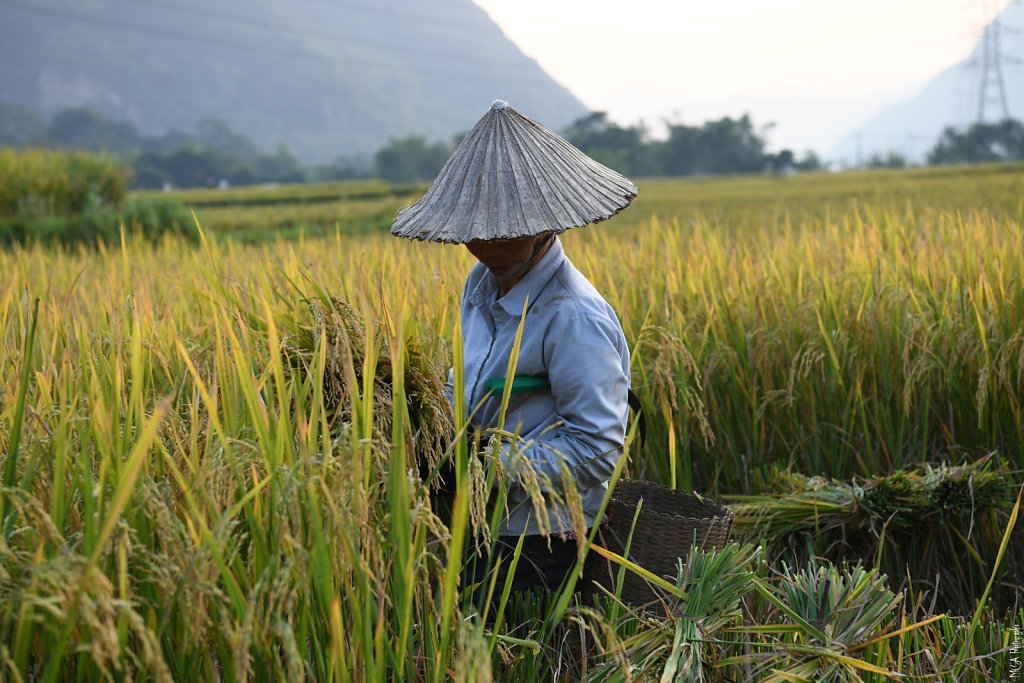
[490,99,508,110]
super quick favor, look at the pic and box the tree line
[372,113,1024,181]
[3,97,1023,188]
[0,99,366,189]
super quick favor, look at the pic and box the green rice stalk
[954,483,1024,676]
[1,299,38,537]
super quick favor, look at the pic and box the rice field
[134,180,424,242]
[1,164,1023,680]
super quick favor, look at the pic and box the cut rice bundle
[728,455,1019,613]
[283,297,453,476]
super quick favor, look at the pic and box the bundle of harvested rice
[282,297,453,475]
[729,455,1013,539]
[728,455,1019,613]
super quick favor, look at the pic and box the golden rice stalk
[453,621,492,682]
[0,513,171,681]
[283,297,454,477]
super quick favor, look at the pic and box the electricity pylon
[967,0,1018,123]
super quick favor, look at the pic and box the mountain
[829,2,1024,166]
[0,0,588,163]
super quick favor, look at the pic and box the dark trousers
[464,533,579,596]
[420,451,578,598]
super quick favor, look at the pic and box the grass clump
[0,147,128,218]
[0,196,197,247]
[0,147,195,247]
[736,560,908,682]
[571,542,1009,681]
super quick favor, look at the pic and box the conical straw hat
[390,100,638,243]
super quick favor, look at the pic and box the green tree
[867,151,907,169]
[562,112,661,177]
[44,107,142,156]
[190,118,264,158]
[312,155,372,182]
[661,115,771,175]
[793,150,824,172]
[660,123,700,175]
[256,144,306,184]
[766,149,795,172]
[147,144,245,188]
[694,114,766,174]
[927,119,1024,164]
[373,136,452,183]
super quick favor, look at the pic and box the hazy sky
[474,0,1009,155]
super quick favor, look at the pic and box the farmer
[390,100,638,597]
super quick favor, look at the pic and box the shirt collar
[492,236,565,317]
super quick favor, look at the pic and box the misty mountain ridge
[832,2,1024,165]
[0,0,588,163]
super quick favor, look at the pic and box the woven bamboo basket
[582,479,734,608]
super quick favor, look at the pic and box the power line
[108,0,531,71]
[2,1,321,62]
[295,0,497,34]
[964,0,1019,122]
[0,0,552,86]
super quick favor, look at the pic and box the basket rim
[607,479,735,526]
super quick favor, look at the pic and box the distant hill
[0,0,588,163]
[830,3,1024,166]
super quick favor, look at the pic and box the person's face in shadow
[465,234,553,297]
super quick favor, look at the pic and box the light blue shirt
[450,237,630,536]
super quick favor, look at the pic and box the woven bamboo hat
[390,100,638,244]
